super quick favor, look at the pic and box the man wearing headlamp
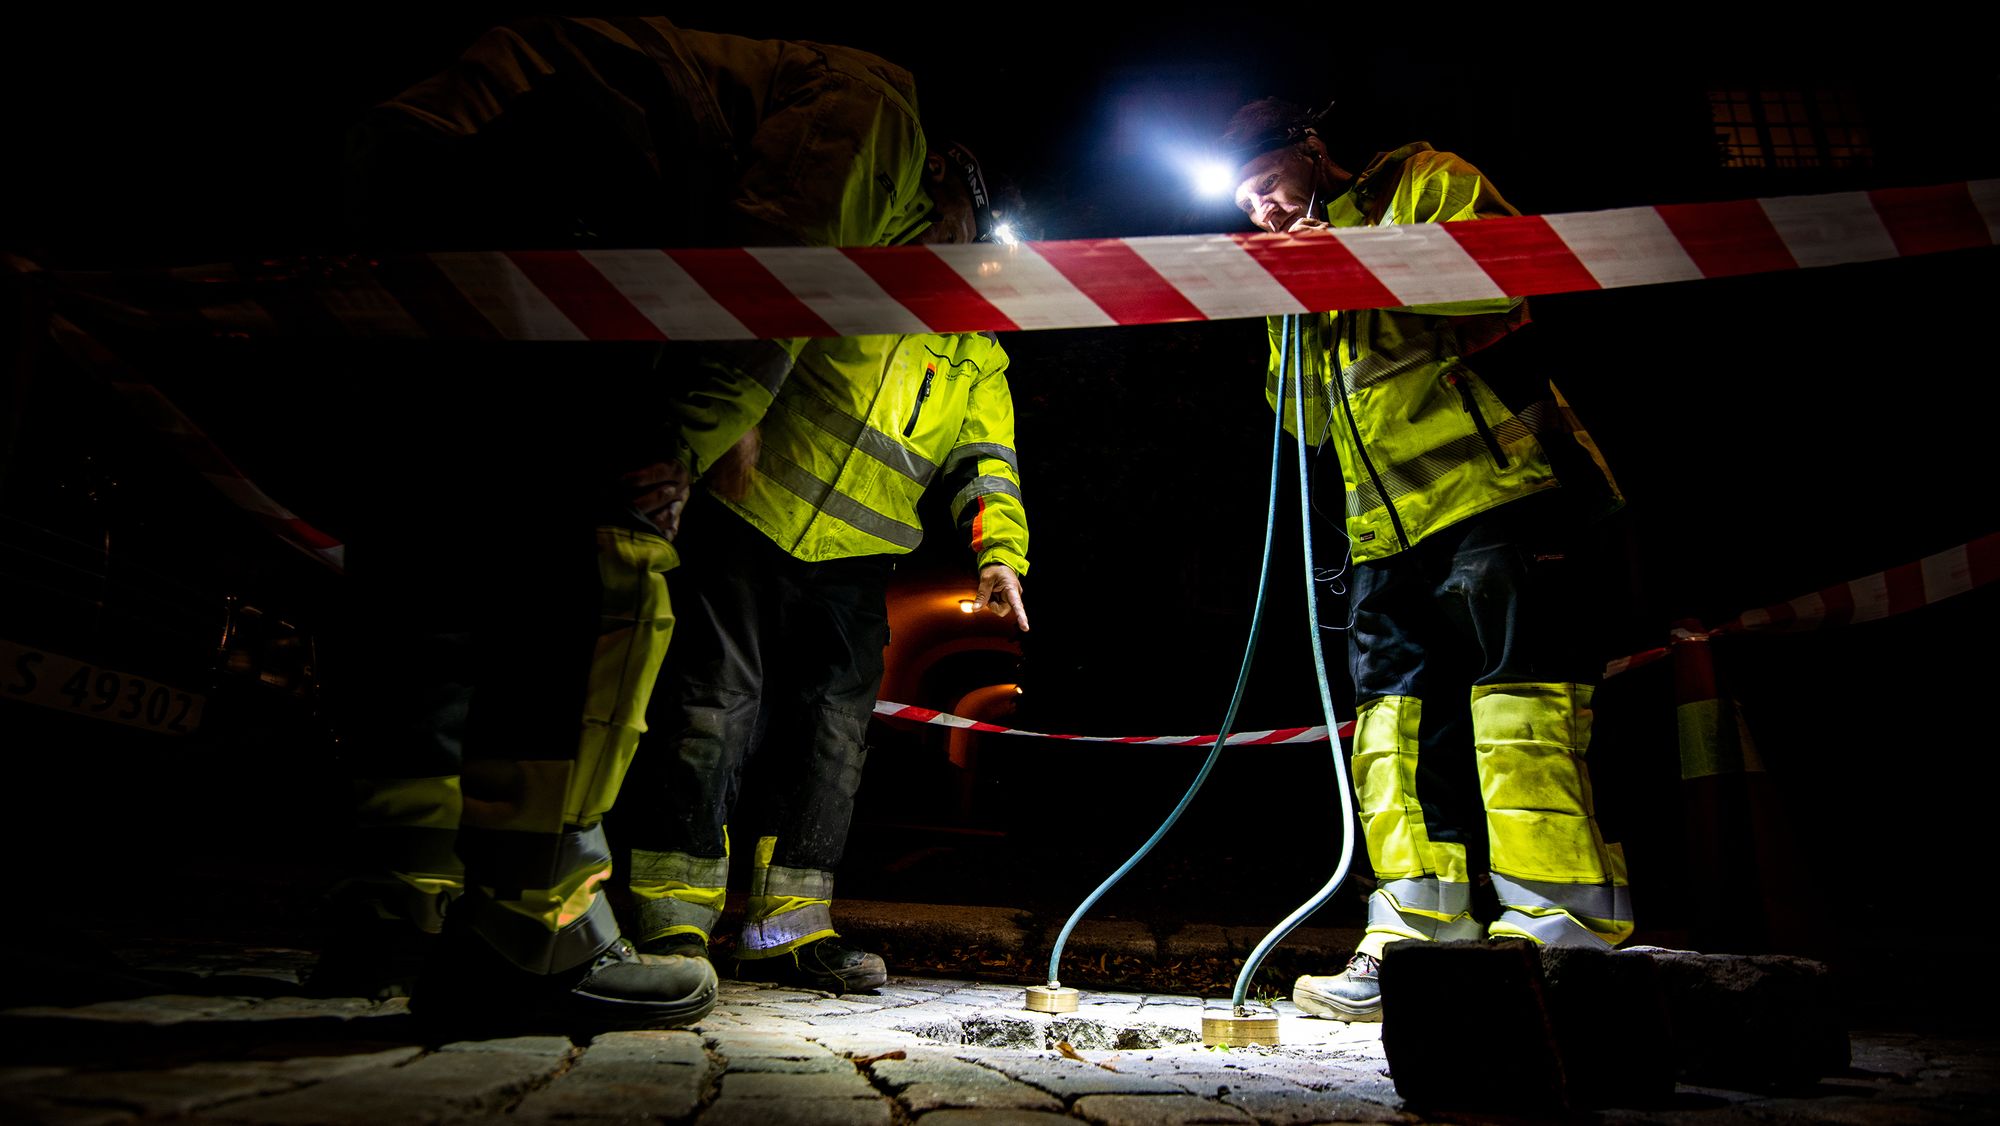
[1222,97,1635,1022]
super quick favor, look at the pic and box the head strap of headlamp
[941,141,996,241]
[1223,100,1335,167]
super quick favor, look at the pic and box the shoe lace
[1348,952,1380,977]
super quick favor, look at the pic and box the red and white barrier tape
[1599,531,1998,679]
[871,700,1352,746]
[44,314,347,573]
[18,180,1997,342]
[883,532,1995,744]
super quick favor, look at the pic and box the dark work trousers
[1344,489,1606,861]
[618,498,892,913]
[317,339,687,972]
[1335,486,1632,950]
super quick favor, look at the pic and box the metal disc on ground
[1202,1012,1279,1046]
[1024,985,1079,1012]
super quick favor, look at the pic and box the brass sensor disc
[1202,1012,1279,1047]
[1024,985,1080,1013]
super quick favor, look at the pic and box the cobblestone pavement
[3,943,1996,1125]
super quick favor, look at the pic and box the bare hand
[976,563,1029,632]
[621,459,690,540]
[1287,216,1331,233]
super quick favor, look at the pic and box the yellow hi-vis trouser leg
[1475,682,1633,948]
[459,527,679,974]
[737,835,838,959]
[344,773,464,932]
[1351,695,1484,960]
[628,830,730,945]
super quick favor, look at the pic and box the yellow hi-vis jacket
[1269,143,1621,563]
[724,333,1029,575]
[374,16,938,484]
[379,16,935,249]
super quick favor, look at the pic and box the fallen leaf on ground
[852,1050,907,1067]
[1055,1041,1119,1071]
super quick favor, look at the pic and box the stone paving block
[0,1095,134,1126]
[0,1047,423,1119]
[1540,946,1677,1107]
[441,1035,576,1055]
[912,1112,1076,1125]
[1072,1093,1258,1125]
[720,1053,856,1075]
[0,1067,71,1085]
[1218,1086,1414,1125]
[508,1024,720,1120]
[805,1028,929,1057]
[718,1069,876,1100]
[1637,949,1850,1092]
[1379,939,1566,1113]
[580,1030,710,1068]
[510,1038,714,1125]
[199,1047,427,1084]
[199,1038,573,1124]
[872,1052,1064,1113]
[5,994,261,1024]
[4,1068,276,1119]
[699,1095,893,1125]
[707,1030,829,1055]
[979,1055,1190,1099]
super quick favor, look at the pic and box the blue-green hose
[1042,316,1295,988]
[1228,313,1358,1013]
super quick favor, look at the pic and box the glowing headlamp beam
[1191,158,1238,199]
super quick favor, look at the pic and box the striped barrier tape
[881,531,1997,745]
[1600,530,2000,678]
[44,313,347,573]
[871,701,1351,746]
[14,180,1996,342]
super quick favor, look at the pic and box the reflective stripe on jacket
[724,333,1029,574]
[1267,143,1621,562]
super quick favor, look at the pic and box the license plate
[1,638,206,735]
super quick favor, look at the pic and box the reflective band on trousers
[1491,873,1632,931]
[627,848,731,940]
[1376,876,1473,921]
[465,822,623,975]
[1364,886,1484,955]
[749,862,836,900]
[740,901,834,951]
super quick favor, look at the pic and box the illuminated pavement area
[4,938,1996,1126]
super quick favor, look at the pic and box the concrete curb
[829,899,1363,968]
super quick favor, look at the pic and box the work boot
[411,931,718,1034]
[1293,951,1383,1021]
[737,938,887,994]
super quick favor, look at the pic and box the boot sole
[736,962,888,994]
[412,977,718,1036]
[1293,986,1383,1022]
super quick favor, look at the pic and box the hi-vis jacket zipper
[903,361,937,437]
